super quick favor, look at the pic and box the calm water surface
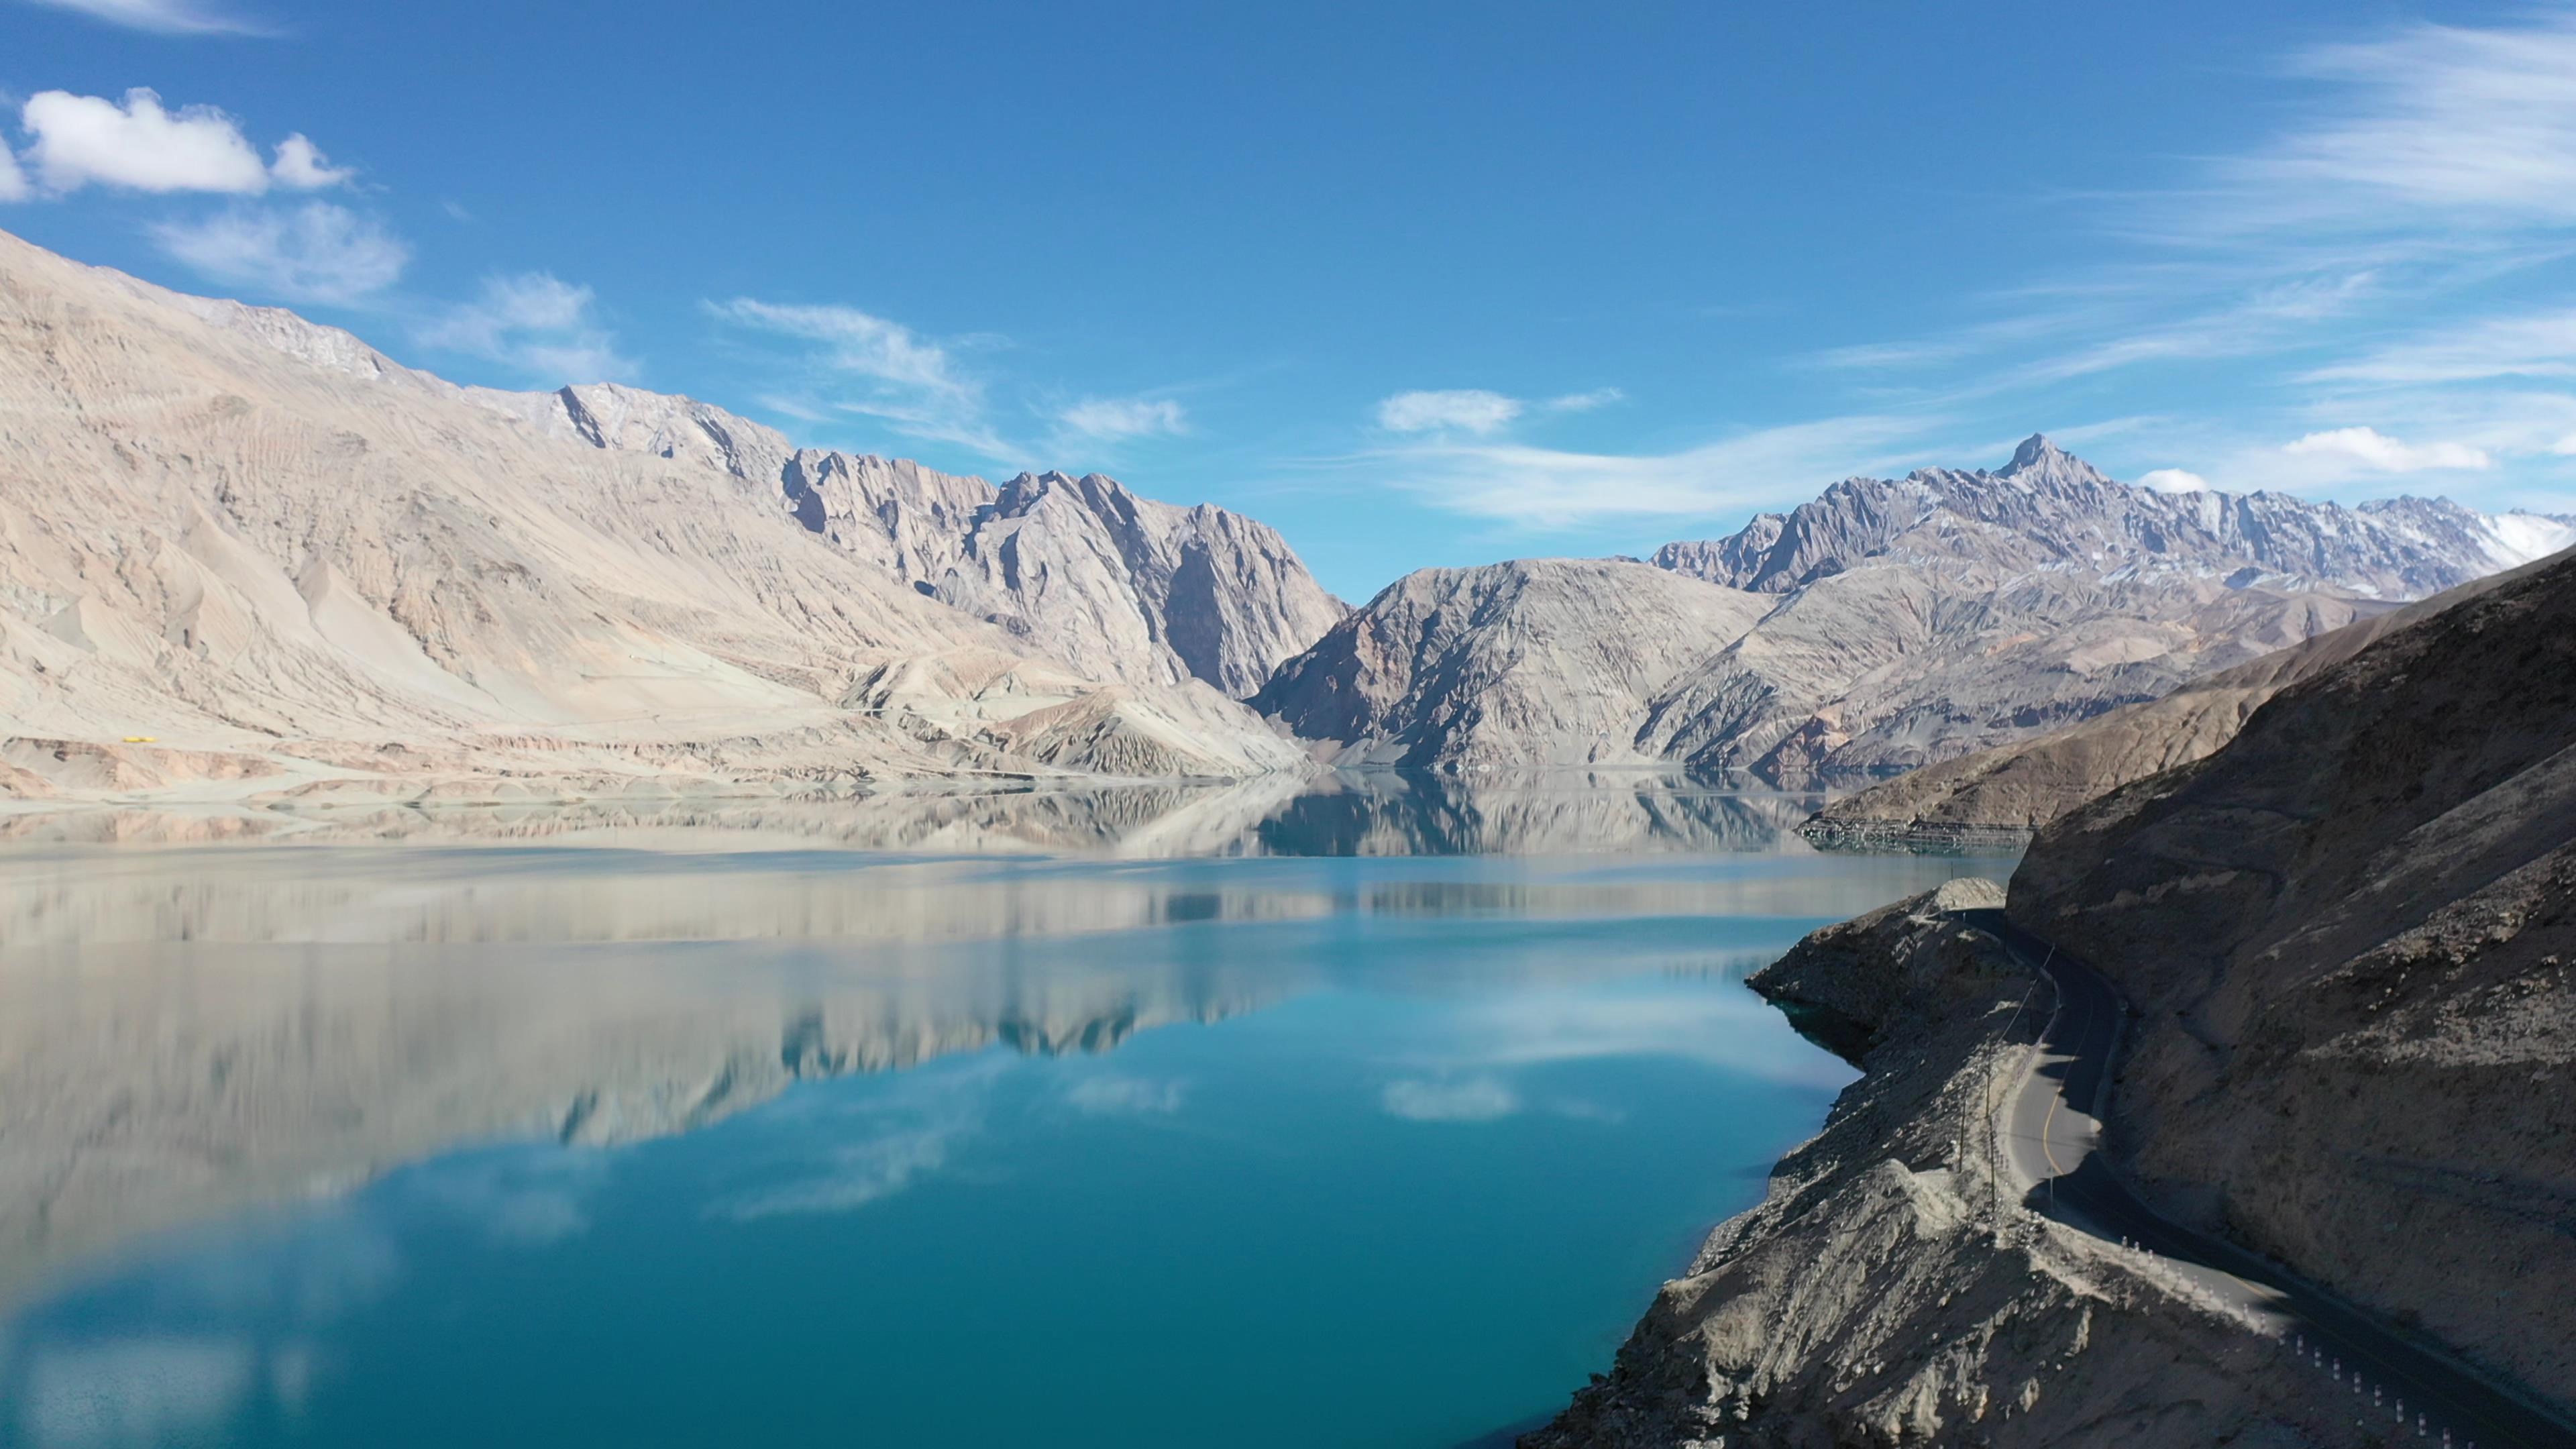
[0,778,2009,1448]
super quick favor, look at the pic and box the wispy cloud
[13,0,274,35]
[1719,12,2576,531]
[1377,388,1523,435]
[1065,1073,1187,1115]
[2216,19,2576,234]
[0,144,27,203]
[18,89,345,195]
[1056,395,1187,443]
[706,1057,1002,1223]
[1547,387,1625,413]
[710,297,1018,460]
[1383,413,1929,529]
[2306,309,2576,385]
[1381,1076,1518,1122]
[417,272,632,382]
[150,202,408,305]
[1375,386,1625,439]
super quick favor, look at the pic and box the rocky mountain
[1653,433,2565,599]
[1262,436,2569,777]
[1530,882,2420,1446]
[1804,541,2575,847]
[0,227,1307,800]
[486,383,1346,699]
[1249,559,1773,769]
[2008,542,2576,1409]
[1533,544,2576,1445]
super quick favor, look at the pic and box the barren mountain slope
[0,227,1299,797]
[1654,434,2567,600]
[486,385,1346,698]
[1807,543,2574,844]
[1528,883,2387,1447]
[1248,559,1772,769]
[1258,437,2553,777]
[2008,546,2576,1407]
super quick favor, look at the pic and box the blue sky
[5,0,2575,598]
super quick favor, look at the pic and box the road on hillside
[1959,908,2576,1449]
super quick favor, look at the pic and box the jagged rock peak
[1998,431,2094,480]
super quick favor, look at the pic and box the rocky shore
[1524,883,2420,1446]
[1536,543,2576,1446]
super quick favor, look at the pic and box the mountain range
[1,224,2570,805]
[0,227,1334,800]
[1260,435,2569,777]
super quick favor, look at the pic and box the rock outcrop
[493,386,1346,699]
[0,227,1310,798]
[1248,559,1772,769]
[1528,883,2385,1446]
[1654,435,2565,601]
[2008,543,2576,1409]
[1803,543,2574,848]
[1537,545,2576,1444]
[1264,436,2568,779]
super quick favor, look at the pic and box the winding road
[1962,909,2576,1449]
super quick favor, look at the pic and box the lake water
[0,777,2009,1448]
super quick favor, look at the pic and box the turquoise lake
[0,779,2009,1448]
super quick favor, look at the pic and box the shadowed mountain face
[0,227,1327,804]
[2008,546,2576,1409]
[1805,543,2576,844]
[1257,437,2571,780]
[1250,560,1774,771]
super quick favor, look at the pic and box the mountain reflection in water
[0,777,2008,1449]
[0,769,1822,857]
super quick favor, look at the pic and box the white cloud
[1057,396,1187,442]
[19,89,348,196]
[1547,387,1625,413]
[0,144,26,202]
[16,0,272,34]
[1384,413,1928,529]
[2282,426,2491,472]
[708,1057,1000,1222]
[2306,309,2576,386]
[1065,1073,1187,1115]
[2137,468,2210,494]
[1377,388,1523,435]
[150,203,408,304]
[710,297,1016,460]
[266,133,351,189]
[2223,19,2576,232]
[713,1123,955,1220]
[1381,1076,1519,1122]
[418,272,631,381]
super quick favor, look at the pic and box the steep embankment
[0,227,1308,799]
[1806,544,2573,847]
[1534,545,2576,1444]
[2008,545,2576,1409]
[1528,883,2379,1446]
